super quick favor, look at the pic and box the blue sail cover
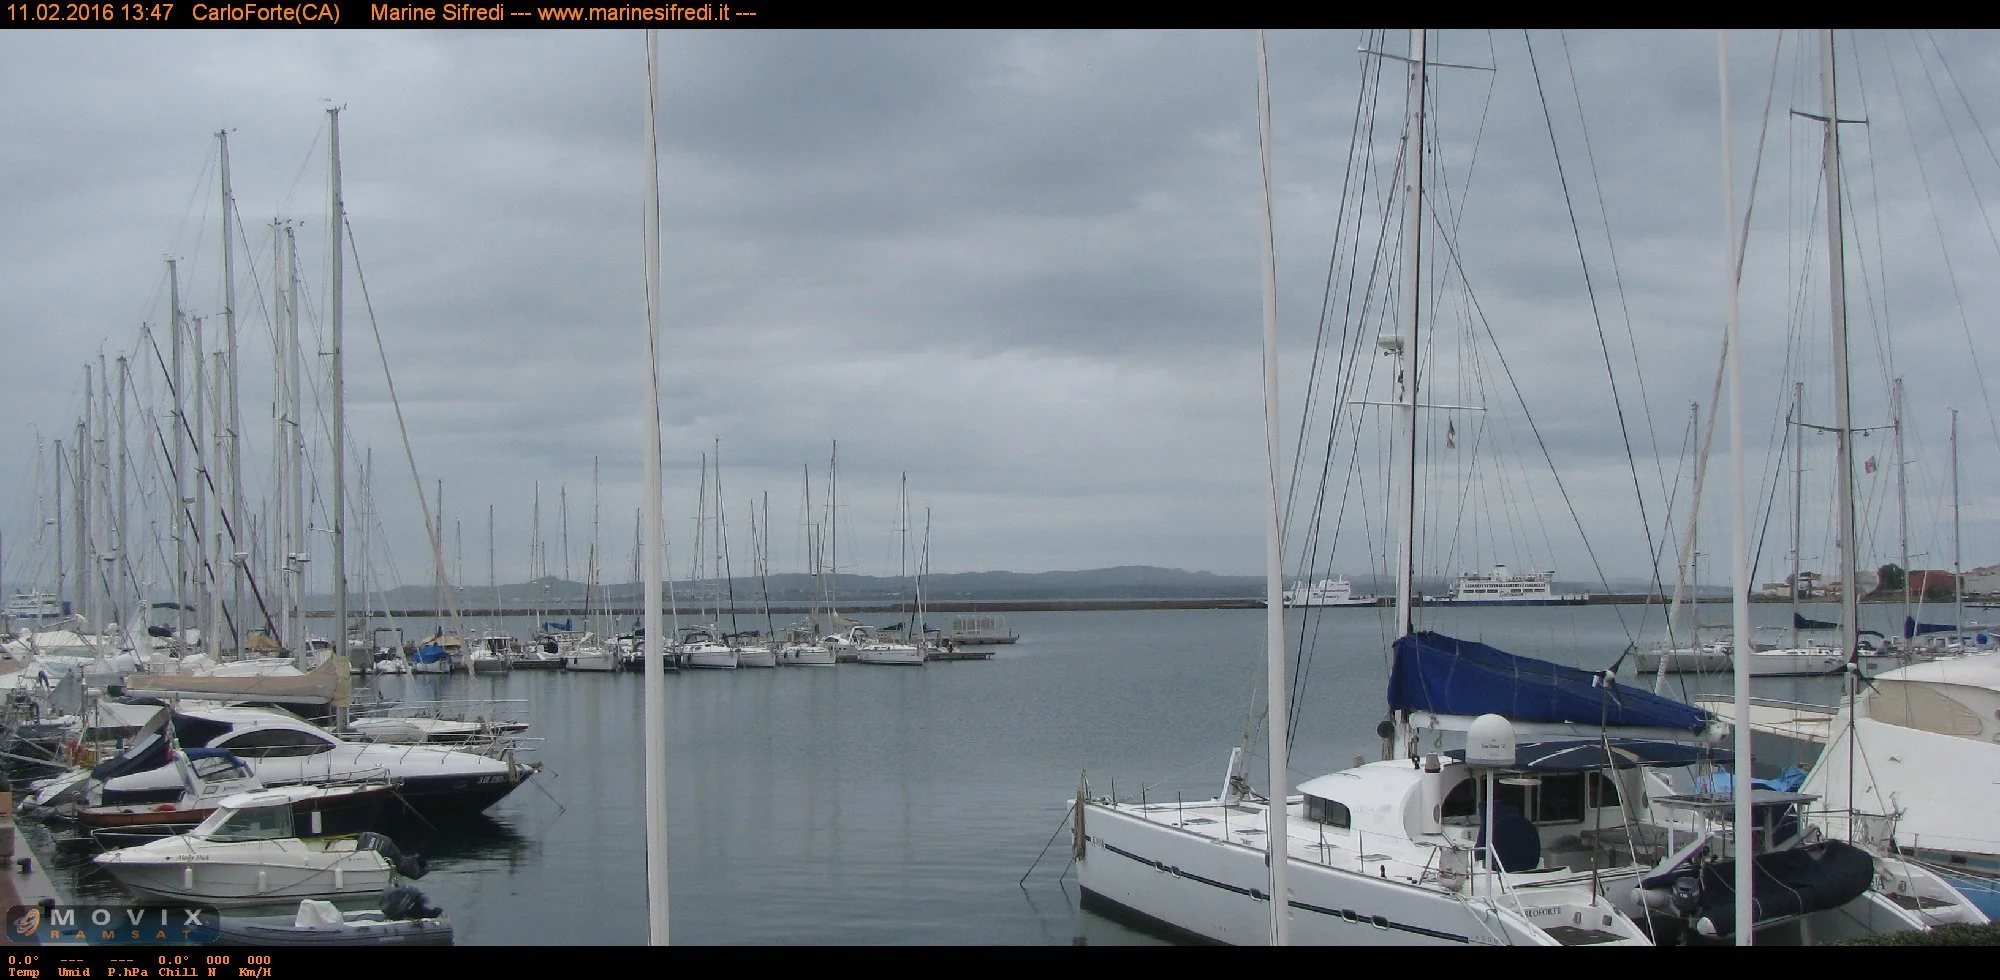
[410,642,450,665]
[1387,631,1713,734]
[1905,616,1958,638]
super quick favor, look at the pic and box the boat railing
[349,697,532,721]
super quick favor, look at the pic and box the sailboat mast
[918,506,930,638]
[1392,29,1428,642]
[272,222,290,649]
[115,355,129,637]
[1254,29,1291,947]
[1893,378,1909,622]
[329,106,349,677]
[53,438,64,620]
[1820,31,1861,677]
[714,441,737,635]
[828,442,839,621]
[220,129,246,654]
[1951,409,1961,631]
[1718,26,1755,948]
[1658,401,1702,694]
[285,225,306,646]
[641,28,671,942]
[208,350,225,657]
[73,410,87,630]
[435,479,445,632]
[1790,381,1804,648]
[79,368,93,629]
[169,258,186,637]
[899,472,909,625]
[758,492,775,640]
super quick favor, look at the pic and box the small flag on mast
[1864,456,1878,474]
[1446,420,1457,450]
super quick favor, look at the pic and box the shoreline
[299,592,1957,618]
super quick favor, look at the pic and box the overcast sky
[2,29,1997,600]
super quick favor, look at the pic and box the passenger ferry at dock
[5,591,68,620]
[1425,565,1589,606]
[1280,576,1378,607]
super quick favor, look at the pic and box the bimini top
[1442,738,1728,772]
[1388,631,1713,734]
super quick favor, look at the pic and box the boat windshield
[195,803,295,842]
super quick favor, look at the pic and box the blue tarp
[1905,616,1959,639]
[410,643,450,664]
[1693,766,1807,795]
[1443,738,1728,772]
[1387,631,1714,734]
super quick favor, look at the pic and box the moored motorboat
[77,702,535,823]
[214,886,453,946]
[93,786,426,906]
[76,746,391,849]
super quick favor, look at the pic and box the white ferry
[1426,565,1589,606]
[1280,576,1377,607]
[5,591,68,620]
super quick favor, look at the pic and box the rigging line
[1910,30,2000,465]
[279,121,327,221]
[1290,60,1386,604]
[1285,33,1385,545]
[1428,207,1633,646]
[1523,32,1658,613]
[136,324,278,642]
[1557,30,1674,562]
[1846,36,1900,393]
[343,214,468,649]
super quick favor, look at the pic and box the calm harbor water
[23,600,1909,944]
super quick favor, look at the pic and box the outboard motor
[378,884,443,921]
[357,832,428,880]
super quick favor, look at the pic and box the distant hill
[313,565,1670,610]
[319,566,1271,607]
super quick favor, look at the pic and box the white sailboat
[1075,32,1658,946]
[777,465,836,667]
[1073,30,1962,948]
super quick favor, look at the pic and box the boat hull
[214,912,454,946]
[777,646,836,666]
[856,646,924,665]
[82,787,389,848]
[96,843,397,907]
[1079,803,1642,946]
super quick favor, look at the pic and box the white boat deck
[1691,695,1836,745]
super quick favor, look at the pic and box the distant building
[1908,569,1960,599]
[1965,564,2000,597]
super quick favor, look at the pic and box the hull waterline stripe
[1094,838,1474,944]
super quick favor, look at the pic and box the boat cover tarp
[410,643,450,665]
[1794,612,1838,631]
[120,652,350,707]
[1692,766,1808,794]
[1690,840,1875,938]
[1388,631,1713,734]
[89,711,238,781]
[1443,738,1728,772]
[1905,616,1959,638]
